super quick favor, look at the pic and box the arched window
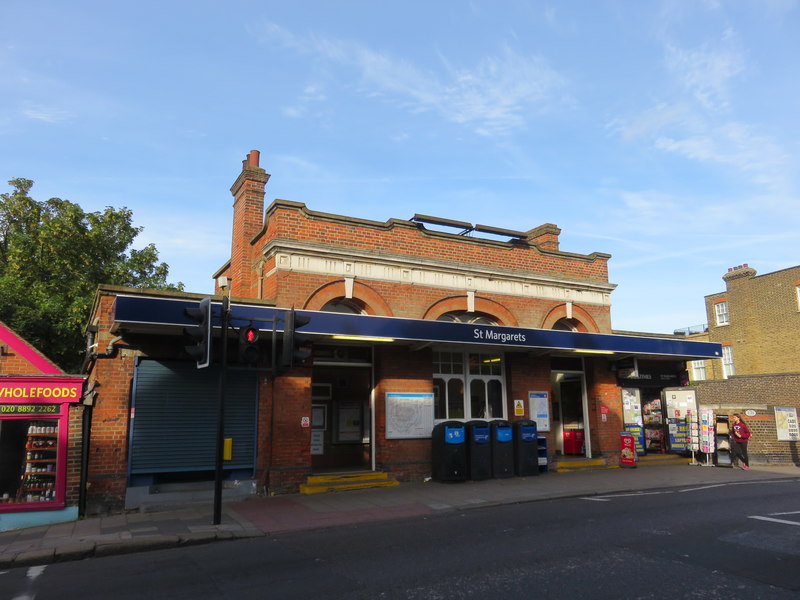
[436,311,498,325]
[320,298,366,314]
[552,318,579,331]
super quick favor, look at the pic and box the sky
[2,1,798,334]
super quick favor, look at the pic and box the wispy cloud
[21,104,73,123]
[664,32,745,111]
[256,22,568,136]
[655,122,792,191]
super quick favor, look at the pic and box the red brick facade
[82,151,698,510]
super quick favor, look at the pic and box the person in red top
[730,413,751,469]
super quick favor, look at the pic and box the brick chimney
[526,223,561,251]
[229,150,270,298]
[723,263,757,288]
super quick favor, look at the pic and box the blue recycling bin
[431,421,467,482]
[514,419,539,476]
[467,420,492,480]
[491,420,514,478]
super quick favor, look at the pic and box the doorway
[551,371,590,457]
[311,364,372,472]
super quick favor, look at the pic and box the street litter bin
[491,420,514,478]
[467,420,492,480]
[513,419,539,476]
[431,421,467,482]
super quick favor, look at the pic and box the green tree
[0,178,184,372]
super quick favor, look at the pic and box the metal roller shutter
[130,359,257,474]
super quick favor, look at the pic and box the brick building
[700,264,800,379]
[680,264,800,464]
[0,322,85,531]
[82,151,720,513]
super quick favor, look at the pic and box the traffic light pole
[213,295,230,525]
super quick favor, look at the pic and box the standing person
[730,413,751,469]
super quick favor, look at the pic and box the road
[3,478,800,599]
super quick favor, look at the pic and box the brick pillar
[229,150,270,298]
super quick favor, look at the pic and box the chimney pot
[248,150,260,167]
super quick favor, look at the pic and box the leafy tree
[0,178,184,372]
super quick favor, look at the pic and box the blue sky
[2,1,798,333]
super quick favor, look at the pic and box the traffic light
[184,297,212,368]
[238,324,260,365]
[279,308,313,372]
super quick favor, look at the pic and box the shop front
[618,359,692,455]
[0,376,84,529]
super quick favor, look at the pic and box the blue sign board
[113,294,722,359]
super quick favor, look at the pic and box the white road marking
[10,565,47,600]
[678,484,727,492]
[748,516,800,527]
[582,490,675,501]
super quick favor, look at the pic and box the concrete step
[637,454,693,467]
[552,454,692,472]
[300,471,400,495]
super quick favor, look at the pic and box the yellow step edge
[305,472,391,485]
[299,479,400,495]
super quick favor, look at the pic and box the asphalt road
[3,478,800,599]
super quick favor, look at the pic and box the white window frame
[691,360,707,381]
[796,284,800,311]
[722,346,735,379]
[715,301,729,326]
[433,350,507,422]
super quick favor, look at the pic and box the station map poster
[528,391,550,432]
[385,393,434,439]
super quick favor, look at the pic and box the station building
[82,151,720,513]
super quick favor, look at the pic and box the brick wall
[265,367,312,494]
[84,293,136,513]
[694,373,800,465]
[373,346,434,481]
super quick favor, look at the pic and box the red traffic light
[239,326,259,344]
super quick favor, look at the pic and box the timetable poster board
[775,407,800,441]
[528,391,551,432]
[385,393,434,439]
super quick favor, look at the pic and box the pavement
[1,461,799,568]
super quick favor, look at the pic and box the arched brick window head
[437,311,498,325]
[320,298,366,314]
[552,317,580,331]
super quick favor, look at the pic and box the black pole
[213,296,229,525]
[78,401,93,517]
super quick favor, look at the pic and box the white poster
[621,387,642,426]
[528,391,550,432]
[385,393,435,439]
[775,407,800,441]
